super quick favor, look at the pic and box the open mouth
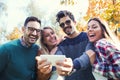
[29,36,37,41]
[89,34,95,38]
[64,26,72,32]
[50,38,57,43]
[30,35,36,39]
[88,33,96,41]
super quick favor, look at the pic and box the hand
[86,50,96,64]
[55,58,73,76]
[36,56,52,74]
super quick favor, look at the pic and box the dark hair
[24,16,41,27]
[88,18,110,38]
[56,10,75,22]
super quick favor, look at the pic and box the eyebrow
[28,26,40,29]
[91,24,97,27]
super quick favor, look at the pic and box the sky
[0,0,89,33]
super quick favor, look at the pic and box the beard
[65,31,74,35]
[24,34,38,46]
[63,26,75,35]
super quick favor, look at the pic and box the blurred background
[0,0,120,44]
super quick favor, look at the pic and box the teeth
[89,33,95,37]
[51,39,56,42]
[30,36,35,38]
[89,33,94,35]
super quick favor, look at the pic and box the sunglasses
[27,27,41,33]
[59,20,71,28]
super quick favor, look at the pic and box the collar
[20,36,31,48]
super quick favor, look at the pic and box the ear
[74,21,77,26]
[22,26,25,33]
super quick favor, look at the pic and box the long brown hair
[88,18,120,49]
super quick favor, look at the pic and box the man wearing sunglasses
[37,10,96,80]
[0,16,41,80]
[55,10,95,80]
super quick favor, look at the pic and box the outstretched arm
[73,42,96,70]
[55,42,96,76]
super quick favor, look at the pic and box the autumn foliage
[6,27,22,40]
[84,0,120,28]
[6,0,120,40]
[82,0,120,39]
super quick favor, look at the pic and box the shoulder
[95,38,115,51]
[32,43,39,48]
[96,38,108,47]
[78,32,88,41]
[80,32,88,36]
[0,39,19,55]
[58,32,88,46]
[37,48,44,56]
[0,39,19,48]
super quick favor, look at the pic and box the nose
[88,27,93,31]
[32,30,37,35]
[50,34,54,39]
[64,23,68,27]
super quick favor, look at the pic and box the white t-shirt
[93,72,107,80]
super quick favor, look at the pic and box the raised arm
[55,42,96,76]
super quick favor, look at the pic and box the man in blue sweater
[0,16,41,80]
[54,10,95,80]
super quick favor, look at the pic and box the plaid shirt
[93,38,120,79]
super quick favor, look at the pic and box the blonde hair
[40,26,58,54]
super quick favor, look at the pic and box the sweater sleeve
[73,42,95,70]
[0,45,10,72]
[73,52,90,70]
[85,42,95,51]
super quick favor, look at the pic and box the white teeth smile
[30,36,36,39]
[89,34,95,37]
[51,38,56,42]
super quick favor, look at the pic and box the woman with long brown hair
[87,18,120,80]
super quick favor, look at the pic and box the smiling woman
[86,17,120,80]
[36,26,65,80]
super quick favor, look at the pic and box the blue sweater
[56,32,95,80]
[0,39,39,80]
